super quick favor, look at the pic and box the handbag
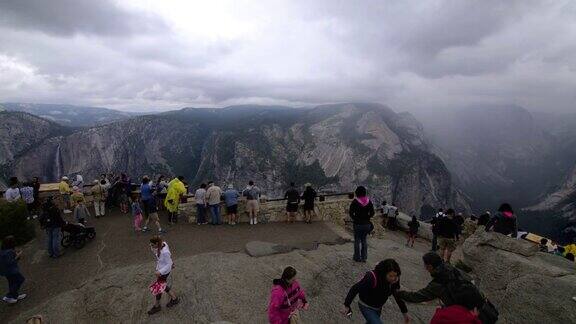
[149,279,167,296]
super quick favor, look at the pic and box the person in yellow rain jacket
[164,176,186,224]
[58,176,72,213]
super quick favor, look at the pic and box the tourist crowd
[2,174,575,323]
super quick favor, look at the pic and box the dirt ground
[0,209,345,323]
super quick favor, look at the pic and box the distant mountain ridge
[2,103,467,215]
[0,103,147,127]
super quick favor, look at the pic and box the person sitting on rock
[147,236,179,315]
[485,203,517,238]
[343,259,411,324]
[268,266,309,324]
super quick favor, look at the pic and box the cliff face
[8,103,466,214]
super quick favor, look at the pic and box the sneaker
[166,297,180,308]
[147,305,161,315]
[2,296,17,304]
[254,219,258,224]
[158,229,166,234]
[17,294,27,300]
[63,209,72,214]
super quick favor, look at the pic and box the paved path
[0,210,344,322]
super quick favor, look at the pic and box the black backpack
[445,269,499,324]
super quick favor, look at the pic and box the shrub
[0,200,36,245]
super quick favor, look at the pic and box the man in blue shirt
[223,184,240,225]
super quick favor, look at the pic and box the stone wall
[178,196,434,241]
[178,196,353,225]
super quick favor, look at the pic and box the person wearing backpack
[485,203,517,238]
[39,197,66,258]
[349,186,375,263]
[436,209,459,263]
[243,181,261,225]
[342,259,411,324]
[397,252,498,324]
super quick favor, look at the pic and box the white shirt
[4,188,21,202]
[195,188,206,205]
[152,242,173,275]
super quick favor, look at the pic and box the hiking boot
[2,296,17,304]
[17,294,27,300]
[166,297,180,308]
[147,305,161,315]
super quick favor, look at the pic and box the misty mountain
[0,103,146,127]
[420,105,576,242]
[4,103,467,215]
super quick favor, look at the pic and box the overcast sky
[0,0,575,112]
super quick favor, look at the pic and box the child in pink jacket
[268,266,309,324]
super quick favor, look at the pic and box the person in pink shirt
[268,266,309,324]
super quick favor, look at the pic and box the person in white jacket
[148,236,179,315]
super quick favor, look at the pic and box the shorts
[227,204,238,214]
[409,229,418,236]
[303,202,314,211]
[246,200,259,214]
[286,203,299,213]
[438,238,456,251]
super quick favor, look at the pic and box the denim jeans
[196,204,207,224]
[47,227,61,257]
[4,272,25,299]
[431,234,438,251]
[358,302,383,324]
[209,204,221,225]
[353,224,371,261]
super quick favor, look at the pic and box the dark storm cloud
[0,0,167,36]
[0,0,575,112]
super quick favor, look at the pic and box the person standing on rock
[350,186,375,263]
[407,215,419,248]
[243,180,261,225]
[155,175,169,211]
[485,203,517,238]
[147,236,179,315]
[301,183,317,224]
[223,184,240,225]
[0,236,27,304]
[436,209,458,263]
[58,176,72,213]
[4,177,21,202]
[343,259,410,324]
[164,176,186,224]
[40,197,66,258]
[205,181,223,225]
[194,183,208,225]
[430,208,445,252]
[91,179,107,218]
[268,266,309,324]
[140,176,154,222]
[284,182,300,223]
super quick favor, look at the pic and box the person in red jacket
[430,283,484,324]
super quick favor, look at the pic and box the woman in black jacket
[349,186,375,262]
[343,259,410,324]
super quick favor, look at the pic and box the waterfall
[53,143,62,181]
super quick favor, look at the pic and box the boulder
[463,230,576,324]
